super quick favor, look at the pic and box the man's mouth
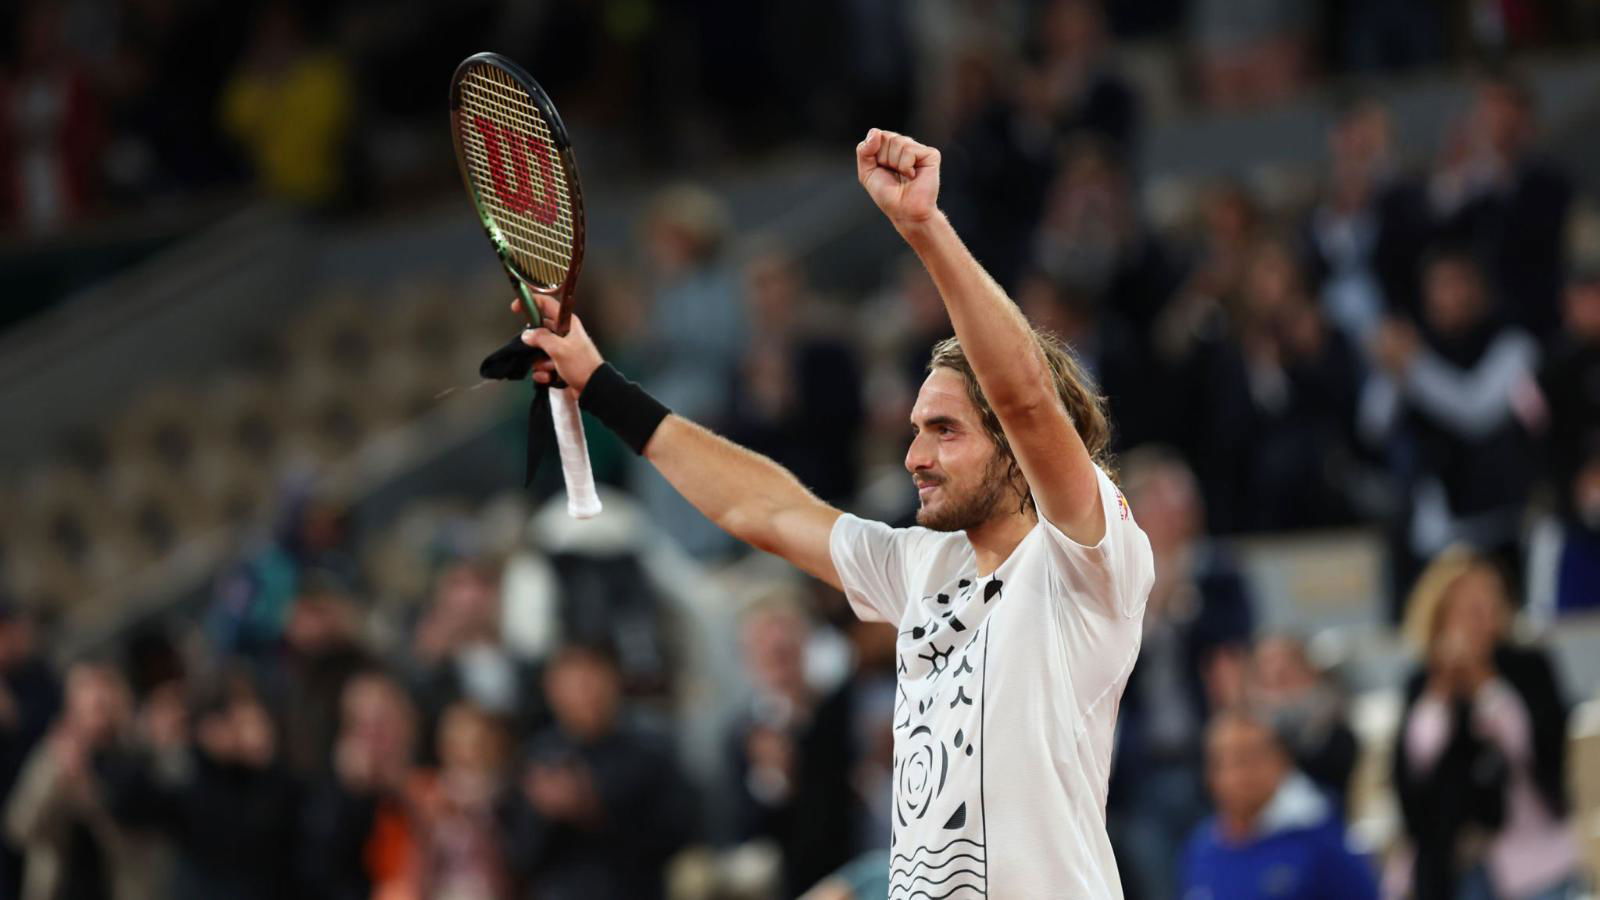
[915,480,941,497]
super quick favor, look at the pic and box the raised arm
[856,129,1105,544]
[519,295,843,588]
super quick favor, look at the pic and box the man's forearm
[644,416,820,554]
[897,213,1051,412]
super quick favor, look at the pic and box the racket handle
[549,385,602,519]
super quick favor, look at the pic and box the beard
[915,453,1013,532]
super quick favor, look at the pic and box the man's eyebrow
[910,414,962,430]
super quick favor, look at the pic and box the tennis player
[521,129,1154,898]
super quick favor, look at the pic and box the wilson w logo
[473,115,560,225]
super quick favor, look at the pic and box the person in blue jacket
[1180,708,1378,900]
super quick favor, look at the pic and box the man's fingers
[522,327,557,350]
[858,128,883,158]
[896,142,917,177]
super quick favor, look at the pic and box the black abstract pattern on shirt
[889,575,1000,899]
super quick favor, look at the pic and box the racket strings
[457,64,576,289]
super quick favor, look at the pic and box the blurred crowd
[0,467,1591,900]
[5,0,1600,899]
[6,0,1600,236]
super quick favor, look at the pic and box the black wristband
[579,362,671,455]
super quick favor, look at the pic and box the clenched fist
[856,129,941,229]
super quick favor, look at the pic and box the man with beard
[517,129,1154,898]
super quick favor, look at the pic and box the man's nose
[905,434,933,473]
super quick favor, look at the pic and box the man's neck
[965,509,1038,576]
[1219,811,1259,844]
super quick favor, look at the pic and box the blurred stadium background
[1,0,1599,898]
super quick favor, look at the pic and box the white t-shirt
[829,466,1153,899]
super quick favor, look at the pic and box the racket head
[449,52,586,328]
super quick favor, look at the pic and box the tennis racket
[449,52,601,519]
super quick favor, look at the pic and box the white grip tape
[549,386,602,519]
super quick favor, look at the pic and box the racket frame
[448,51,586,337]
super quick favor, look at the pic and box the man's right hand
[513,294,604,394]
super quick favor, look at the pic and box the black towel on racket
[480,332,556,487]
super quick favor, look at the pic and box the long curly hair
[927,329,1112,516]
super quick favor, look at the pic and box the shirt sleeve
[1035,466,1155,620]
[828,514,935,625]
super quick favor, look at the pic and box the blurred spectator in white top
[408,560,543,759]
[1305,96,1397,347]
[1364,248,1543,594]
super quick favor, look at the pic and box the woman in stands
[1392,549,1582,900]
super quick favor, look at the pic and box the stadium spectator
[1364,249,1542,592]
[219,3,354,208]
[629,184,744,557]
[1304,96,1416,345]
[1030,0,1140,154]
[1250,634,1359,809]
[724,249,865,504]
[0,3,106,232]
[112,675,301,900]
[1232,238,1365,530]
[726,599,895,896]
[1110,447,1255,900]
[0,602,60,899]
[1014,269,1159,453]
[411,702,513,900]
[1044,140,1184,338]
[407,560,542,758]
[499,643,695,900]
[1392,550,1581,900]
[1190,0,1316,109]
[298,670,423,900]
[4,661,156,900]
[1180,709,1379,900]
[1158,182,1266,528]
[1429,71,1573,340]
[941,0,1141,290]
[263,579,374,777]
[1537,262,1600,611]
